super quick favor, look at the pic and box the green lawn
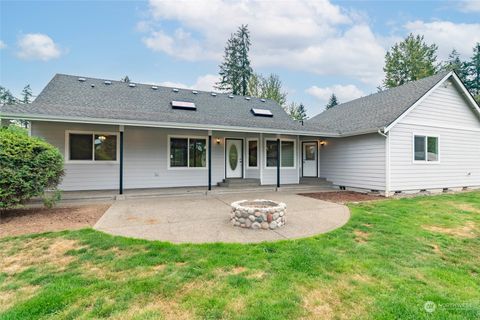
[1,192,479,320]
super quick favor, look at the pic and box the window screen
[69,134,93,160]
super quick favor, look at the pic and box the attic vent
[78,77,86,82]
[192,90,198,94]
[171,101,196,110]
[245,97,251,101]
[151,86,158,90]
[104,80,112,85]
[251,108,273,117]
[211,92,217,97]
[228,94,234,99]
[260,98,266,103]
[129,83,136,88]
[172,88,179,92]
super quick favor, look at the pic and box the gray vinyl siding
[320,133,386,190]
[31,121,120,191]
[31,121,302,190]
[389,81,480,191]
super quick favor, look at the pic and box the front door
[302,142,317,177]
[226,139,243,178]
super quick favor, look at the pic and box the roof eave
[0,112,340,137]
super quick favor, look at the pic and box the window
[281,141,294,167]
[170,138,188,167]
[248,140,258,167]
[414,135,439,162]
[189,138,207,167]
[266,140,278,167]
[266,139,296,168]
[169,137,207,168]
[68,132,117,161]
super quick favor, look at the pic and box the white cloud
[0,40,6,49]
[157,74,220,92]
[16,33,62,61]
[141,0,386,85]
[306,84,365,106]
[404,20,480,59]
[458,0,480,12]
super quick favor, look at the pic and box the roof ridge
[309,70,451,121]
[53,73,267,102]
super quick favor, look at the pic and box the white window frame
[246,138,259,168]
[412,133,440,164]
[264,138,296,169]
[167,135,209,170]
[65,130,120,164]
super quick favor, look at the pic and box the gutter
[0,112,339,137]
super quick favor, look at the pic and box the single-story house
[1,70,479,196]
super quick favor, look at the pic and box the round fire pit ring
[230,199,286,230]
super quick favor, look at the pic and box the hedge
[0,126,64,208]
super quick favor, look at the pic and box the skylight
[104,80,112,85]
[171,101,196,110]
[78,77,86,82]
[129,83,136,88]
[251,108,273,117]
[151,86,158,90]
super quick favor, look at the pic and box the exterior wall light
[216,138,221,144]
[320,140,327,146]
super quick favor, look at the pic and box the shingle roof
[0,74,304,132]
[305,71,452,135]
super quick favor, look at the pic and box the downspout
[208,131,212,191]
[377,128,390,197]
[119,125,124,196]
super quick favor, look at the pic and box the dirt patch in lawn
[0,238,80,274]
[0,203,111,238]
[299,191,383,204]
[353,230,370,243]
[423,221,477,238]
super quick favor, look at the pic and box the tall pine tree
[325,94,339,110]
[465,43,480,101]
[383,34,438,88]
[21,84,33,104]
[216,25,252,95]
[442,49,468,83]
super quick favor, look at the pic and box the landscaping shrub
[0,126,64,208]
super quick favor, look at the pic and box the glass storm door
[303,142,317,177]
[226,139,243,178]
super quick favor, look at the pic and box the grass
[1,192,479,320]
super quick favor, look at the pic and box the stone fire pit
[230,199,286,230]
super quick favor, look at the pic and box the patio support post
[276,138,280,188]
[119,125,124,195]
[208,130,212,191]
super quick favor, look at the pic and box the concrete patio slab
[94,191,350,244]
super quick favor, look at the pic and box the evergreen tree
[284,102,308,121]
[0,86,16,105]
[296,103,308,121]
[325,93,339,109]
[383,34,438,88]
[20,84,33,104]
[442,49,468,83]
[216,25,252,95]
[465,43,480,100]
[121,76,130,83]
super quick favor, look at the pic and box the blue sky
[1,0,479,116]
